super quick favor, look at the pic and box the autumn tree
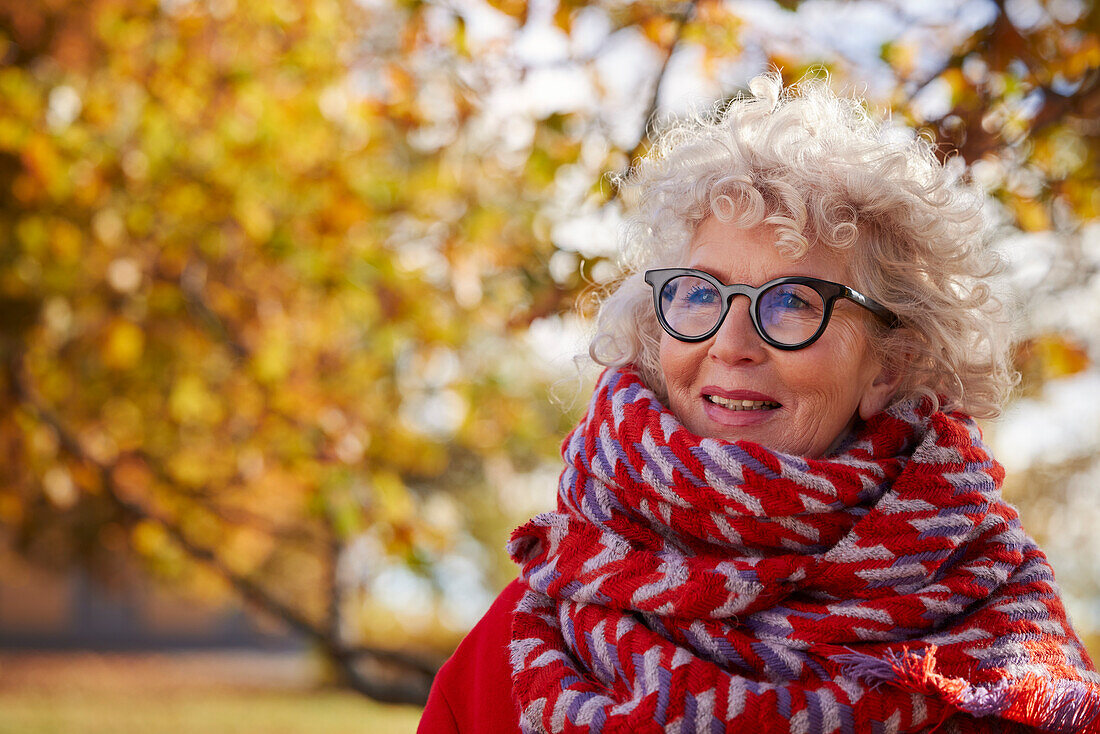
[0,0,591,702]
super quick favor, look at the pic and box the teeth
[707,395,780,410]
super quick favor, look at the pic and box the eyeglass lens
[658,275,826,345]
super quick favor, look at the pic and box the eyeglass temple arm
[842,287,901,328]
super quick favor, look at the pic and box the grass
[0,690,422,734]
[0,652,423,734]
[0,690,421,734]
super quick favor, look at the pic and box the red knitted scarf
[508,368,1100,733]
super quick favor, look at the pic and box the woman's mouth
[705,395,780,411]
[700,389,781,428]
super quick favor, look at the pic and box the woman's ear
[858,353,907,421]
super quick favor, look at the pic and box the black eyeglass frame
[644,267,901,351]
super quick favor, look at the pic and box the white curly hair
[589,72,1017,419]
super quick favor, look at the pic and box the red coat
[418,579,1026,734]
[418,579,525,734]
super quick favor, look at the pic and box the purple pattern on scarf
[508,368,1100,734]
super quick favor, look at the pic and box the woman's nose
[707,296,767,364]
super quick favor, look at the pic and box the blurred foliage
[1013,333,1091,395]
[0,0,1097,704]
[0,0,595,702]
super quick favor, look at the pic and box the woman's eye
[775,292,811,309]
[683,285,719,305]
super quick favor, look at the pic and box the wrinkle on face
[657,216,890,458]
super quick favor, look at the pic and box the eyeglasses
[644,268,900,350]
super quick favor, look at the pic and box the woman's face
[658,216,898,458]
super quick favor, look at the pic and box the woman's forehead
[683,218,853,283]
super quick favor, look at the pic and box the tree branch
[123,447,326,547]
[901,0,1007,107]
[6,350,436,703]
[609,0,702,200]
[901,0,1100,166]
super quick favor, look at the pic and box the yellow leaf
[485,0,527,23]
[169,375,223,425]
[884,41,918,78]
[1065,38,1100,79]
[1015,333,1090,387]
[102,319,144,370]
[51,218,84,263]
[253,331,291,383]
[21,134,62,188]
[372,470,414,523]
[1013,197,1050,232]
[167,451,209,487]
[642,16,677,47]
[132,520,169,557]
[235,197,274,243]
[1037,334,1089,379]
[553,5,573,33]
[15,215,49,255]
[222,526,275,575]
[940,68,967,102]
[0,494,23,524]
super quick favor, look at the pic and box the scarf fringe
[836,646,1100,733]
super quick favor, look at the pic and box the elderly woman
[419,75,1100,733]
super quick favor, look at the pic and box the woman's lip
[701,386,779,403]
[702,398,778,427]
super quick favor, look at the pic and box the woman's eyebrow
[680,267,821,285]
[682,265,728,280]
